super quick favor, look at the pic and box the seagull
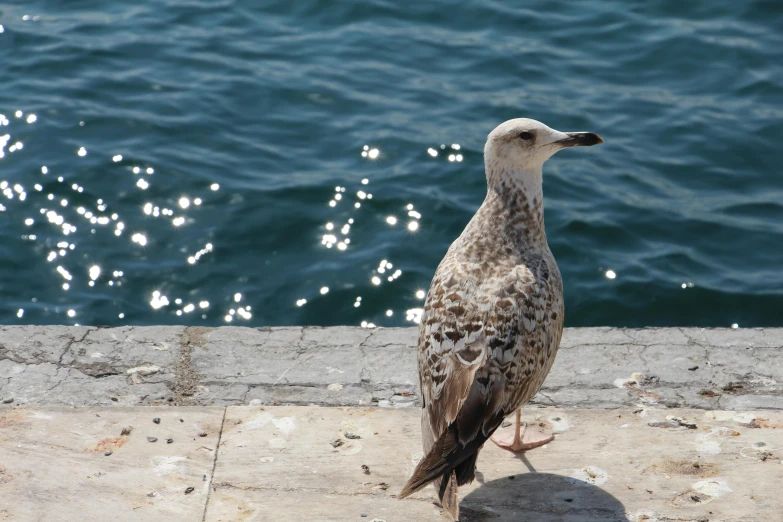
[398,118,603,520]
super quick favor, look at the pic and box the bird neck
[482,165,546,245]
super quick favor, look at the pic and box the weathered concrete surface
[0,326,182,406]
[0,406,224,521]
[206,406,783,521]
[1,405,779,521]
[1,326,782,409]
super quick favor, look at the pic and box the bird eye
[518,131,533,140]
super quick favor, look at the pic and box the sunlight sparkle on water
[406,308,423,324]
[605,270,616,279]
[150,291,169,309]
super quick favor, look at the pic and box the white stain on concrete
[152,456,187,476]
[693,426,740,455]
[693,428,723,455]
[90,352,103,358]
[750,375,777,386]
[613,372,645,388]
[545,413,570,433]
[259,457,274,463]
[327,383,344,391]
[570,465,608,486]
[269,436,288,449]
[336,441,363,456]
[244,411,274,430]
[705,411,758,424]
[694,439,722,455]
[272,416,296,435]
[692,478,732,498]
[126,365,161,376]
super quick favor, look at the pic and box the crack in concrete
[58,328,95,366]
[272,352,316,386]
[201,406,227,522]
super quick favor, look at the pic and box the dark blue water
[1,1,782,328]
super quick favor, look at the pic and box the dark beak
[555,132,604,147]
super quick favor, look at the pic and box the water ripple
[1,0,781,328]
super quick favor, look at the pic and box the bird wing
[401,264,524,499]
[418,269,489,441]
[419,263,534,444]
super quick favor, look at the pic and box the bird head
[484,118,603,175]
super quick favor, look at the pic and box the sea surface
[1,1,782,328]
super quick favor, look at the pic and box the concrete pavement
[0,405,780,521]
[1,326,781,520]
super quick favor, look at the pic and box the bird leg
[490,409,554,452]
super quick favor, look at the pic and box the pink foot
[490,423,554,452]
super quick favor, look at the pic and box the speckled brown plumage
[399,118,602,520]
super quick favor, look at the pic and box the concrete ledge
[1,326,781,410]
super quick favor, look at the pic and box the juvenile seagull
[399,118,603,520]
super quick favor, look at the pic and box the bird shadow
[460,466,629,522]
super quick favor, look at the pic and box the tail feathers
[398,428,458,499]
[438,472,459,521]
[454,450,478,486]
